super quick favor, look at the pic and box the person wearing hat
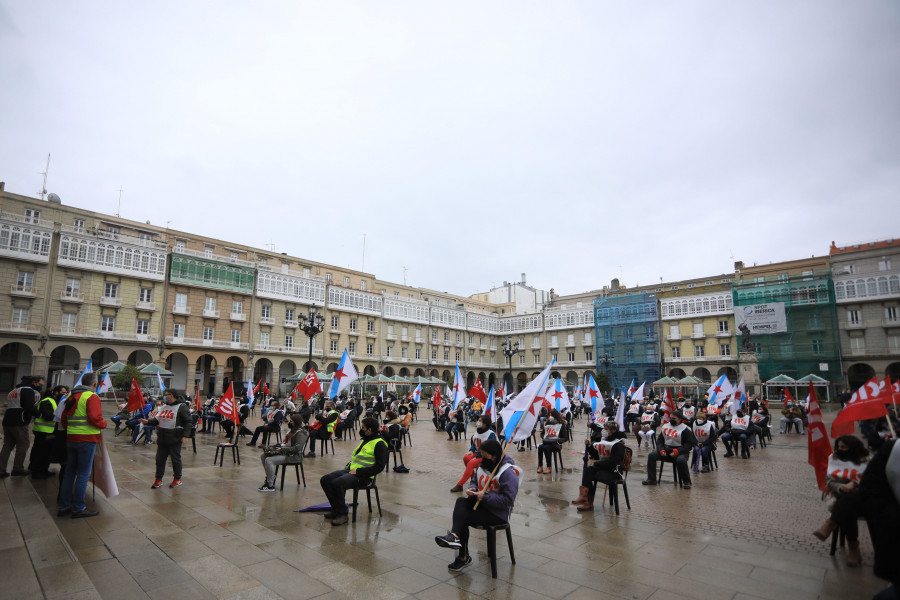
[643,411,696,489]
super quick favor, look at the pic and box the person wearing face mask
[536,409,568,474]
[637,406,660,450]
[573,421,628,511]
[28,385,68,479]
[680,399,696,422]
[643,412,696,489]
[451,415,497,492]
[692,413,717,472]
[318,417,388,526]
[780,400,804,434]
[434,440,520,572]
[141,390,192,489]
[0,375,44,478]
[720,410,752,459]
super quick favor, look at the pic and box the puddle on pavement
[536,495,569,513]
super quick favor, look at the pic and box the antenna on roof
[38,153,50,201]
[116,186,123,217]
[402,266,408,286]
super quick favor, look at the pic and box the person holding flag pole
[141,388,192,489]
[434,363,553,571]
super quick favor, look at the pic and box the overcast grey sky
[2,2,898,297]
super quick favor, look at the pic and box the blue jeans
[59,441,97,512]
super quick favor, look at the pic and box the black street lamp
[501,336,520,393]
[299,307,326,374]
[599,350,615,390]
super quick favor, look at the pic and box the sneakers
[682,484,692,490]
[304,452,316,458]
[723,451,735,458]
[169,479,182,488]
[331,514,349,526]
[151,479,163,489]
[447,555,472,572]
[143,440,153,445]
[450,485,464,493]
[71,509,99,518]
[57,507,71,517]
[435,532,462,549]
[258,484,275,492]
[641,480,656,486]
[323,511,340,519]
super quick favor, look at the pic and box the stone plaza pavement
[0,404,890,600]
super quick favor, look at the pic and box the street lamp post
[501,336,521,393]
[299,307,326,374]
[599,350,615,392]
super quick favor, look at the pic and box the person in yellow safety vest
[305,401,340,458]
[318,417,388,526]
[29,385,68,479]
[58,372,107,518]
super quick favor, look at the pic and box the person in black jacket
[222,400,251,442]
[573,421,627,511]
[29,385,68,479]
[0,375,44,477]
[643,412,696,489]
[141,390,192,489]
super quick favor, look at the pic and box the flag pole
[473,409,529,509]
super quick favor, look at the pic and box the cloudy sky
[2,2,898,297]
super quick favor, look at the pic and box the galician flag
[412,383,422,404]
[328,350,359,399]
[627,380,636,397]
[484,384,498,423]
[707,374,735,407]
[97,372,113,394]
[156,371,166,393]
[451,363,466,410]
[631,381,646,403]
[500,361,554,443]
[733,378,747,415]
[549,378,571,412]
[246,378,255,408]
[585,374,601,414]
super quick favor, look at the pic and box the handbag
[263,445,282,457]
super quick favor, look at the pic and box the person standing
[29,385,68,479]
[0,375,44,477]
[58,373,107,518]
[141,390,192,489]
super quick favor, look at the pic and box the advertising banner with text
[735,302,787,334]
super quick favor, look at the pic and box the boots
[571,486,589,505]
[847,540,861,567]
[813,519,837,541]
[577,488,595,512]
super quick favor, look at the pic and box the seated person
[247,403,284,447]
[750,404,770,439]
[537,409,568,473]
[643,412,696,489]
[434,440,520,572]
[398,404,413,430]
[812,435,870,567]
[573,421,627,511]
[450,415,497,492]
[258,414,309,492]
[637,406,660,449]
[680,399,696,423]
[692,413,718,472]
[222,401,252,442]
[318,417,388,525]
[333,403,355,440]
[624,397,641,430]
[721,410,752,458]
[129,399,162,445]
[110,403,130,434]
[305,401,340,457]
[445,406,466,440]
[780,401,805,434]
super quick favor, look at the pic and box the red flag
[126,377,145,412]
[253,379,261,393]
[262,381,270,396]
[831,377,890,438]
[783,387,794,403]
[216,383,239,424]
[432,386,442,410]
[468,379,488,403]
[806,382,832,491]
[662,388,675,423]
[677,386,683,399]
[297,370,321,401]
[194,381,201,411]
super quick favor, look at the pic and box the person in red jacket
[57,373,108,518]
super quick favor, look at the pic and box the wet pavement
[1,405,890,600]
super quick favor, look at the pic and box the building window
[259,332,270,348]
[259,258,267,266]
[718,320,729,333]
[139,288,152,303]
[444,332,449,342]
[693,323,704,336]
[12,308,29,326]
[568,352,575,362]
[850,337,865,354]
[61,313,76,330]
[551,353,558,362]
[325,273,332,282]
[811,339,824,353]
[330,339,338,352]
[107,226,119,234]
[368,344,375,356]
[585,351,593,361]
[285,308,294,321]
[401,347,408,358]
[456,333,461,343]
[261,305,272,318]
[344,276,350,287]
[175,241,186,253]
[402,326,408,337]
[205,297,216,310]
[281,263,289,274]
[888,335,900,351]
[24,209,40,223]
[387,346,393,357]
[73,218,84,232]
[233,301,243,314]
[331,315,339,328]
[65,278,80,296]
[349,341,356,354]
[468,334,474,344]
[879,259,891,271]
[454,351,461,362]
[360,280,366,291]
[886,306,899,323]
[175,293,187,307]
[104,282,118,298]
[15,271,33,292]
[136,320,149,335]
[173,323,185,338]
[369,321,376,333]
[431,349,437,360]
[349,318,357,331]
[522,355,528,365]
[203,326,214,340]
[695,345,705,357]
[230,252,238,261]
[285,334,293,348]
[671,346,681,358]
[415,348,421,359]
[204,247,213,258]
[231,329,241,343]
[848,310,861,325]
[101,316,115,332]
[550,334,559,346]
[444,350,449,361]
[584,332,592,344]
[720,344,731,356]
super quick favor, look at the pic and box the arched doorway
[48,345,80,385]
[717,366,738,383]
[364,365,377,376]
[488,373,496,389]
[383,366,395,377]
[466,372,475,389]
[414,368,425,377]
[91,347,117,367]
[225,356,244,395]
[0,343,34,393]
[127,349,153,367]
[254,358,273,387]
[566,371,578,387]
[279,359,296,395]
[303,360,318,372]
[516,372,527,392]
[551,371,561,380]
[668,368,686,379]
[195,354,217,396]
[692,367,711,383]
[326,363,339,374]
[166,352,189,393]
[399,367,410,377]
[847,363,875,391]
[442,370,451,382]
[429,369,439,378]
[886,362,900,383]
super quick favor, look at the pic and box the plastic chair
[472,521,515,579]
[351,476,382,522]
[656,457,682,487]
[214,443,240,467]
[273,463,305,489]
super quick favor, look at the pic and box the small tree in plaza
[112,365,144,391]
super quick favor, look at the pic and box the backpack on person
[620,446,633,472]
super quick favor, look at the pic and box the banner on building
[734,302,787,334]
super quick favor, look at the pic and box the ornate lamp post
[599,350,615,391]
[501,336,521,393]
[299,307,326,374]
